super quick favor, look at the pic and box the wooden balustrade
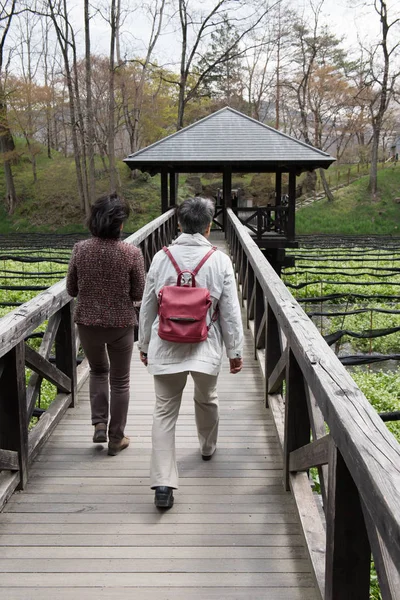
[0,209,177,510]
[226,208,400,600]
[232,205,290,238]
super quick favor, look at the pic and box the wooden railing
[233,205,291,238]
[226,208,400,600]
[0,209,177,510]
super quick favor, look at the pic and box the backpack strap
[192,246,218,276]
[163,246,182,276]
[163,245,218,277]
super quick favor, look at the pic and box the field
[283,242,400,443]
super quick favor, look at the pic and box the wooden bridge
[0,209,400,599]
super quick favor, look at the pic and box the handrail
[0,208,177,509]
[0,208,176,359]
[226,208,400,599]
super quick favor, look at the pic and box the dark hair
[87,192,130,239]
[176,197,215,234]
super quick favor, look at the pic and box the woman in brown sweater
[67,193,146,455]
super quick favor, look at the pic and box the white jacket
[138,233,244,376]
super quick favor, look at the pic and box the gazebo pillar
[161,169,168,213]
[169,172,177,207]
[223,166,232,230]
[287,169,296,240]
[275,172,282,205]
[275,171,282,233]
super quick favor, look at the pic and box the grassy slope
[1,143,400,234]
[296,166,400,235]
[0,145,173,234]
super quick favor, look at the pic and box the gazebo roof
[124,107,335,174]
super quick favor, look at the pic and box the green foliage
[0,253,70,318]
[351,368,400,442]
[194,16,243,102]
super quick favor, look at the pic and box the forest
[0,0,399,220]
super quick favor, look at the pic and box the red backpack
[157,246,218,343]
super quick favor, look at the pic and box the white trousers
[150,371,219,489]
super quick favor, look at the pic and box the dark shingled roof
[124,107,335,174]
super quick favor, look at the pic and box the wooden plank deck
[0,241,318,600]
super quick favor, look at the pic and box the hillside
[295,166,400,235]
[1,147,400,235]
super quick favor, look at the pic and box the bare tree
[360,0,400,196]
[84,0,95,205]
[108,0,118,191]
[284,1,345,199]
[14,9,43,182]
[46,0,90,215]
[0,0,18,214]
[122,0,166,154]
[174,0,279,129]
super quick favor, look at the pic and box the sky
[67,0,389,67]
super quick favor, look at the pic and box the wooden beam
[161,169,169,213]
[223,166,232,231]
[223,166,232,207]
[287,169,296,240]
[254,280,265,352]
[290,471,326,599]
[0,471,20,513]
[55,302,77,406]
[289,434,331,472]
[268,347,287,394]
[362,501,400,600]
[28,392,74,465]
[305,387,329,509]
[26,312,61,419]
[0,342,28,488]
[0,449,19,471]
[25,343,71,394]
[325,444,371,600]
[284,350,310,491]
[275,171,282,206]
[169,172,177,206]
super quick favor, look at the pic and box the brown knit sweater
[66,237,146,327]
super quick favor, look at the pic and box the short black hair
[87,192,130,239]
[176,197,215,234]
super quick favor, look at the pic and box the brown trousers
[77,325,135,442]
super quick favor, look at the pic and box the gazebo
[124,107,335,270]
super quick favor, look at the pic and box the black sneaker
[154,486,174,509]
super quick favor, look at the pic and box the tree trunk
[85,0,96,209]
[368,129,379,196]
[49,0,87,212]
[108,0,117,191]
[303,170,317,194]
[319,168,334,202]
[0,94,18,213]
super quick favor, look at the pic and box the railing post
[283,349,310,491]
[254,279,266,355]
[325,443,371,600]
[0,342,28,488]
[247,264,255,324]
[266,303,281,386]
[55,301,77,407]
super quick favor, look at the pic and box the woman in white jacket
[138,197,244,509]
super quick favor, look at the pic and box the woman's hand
[140,352,148,366]
[229,358,243,374]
